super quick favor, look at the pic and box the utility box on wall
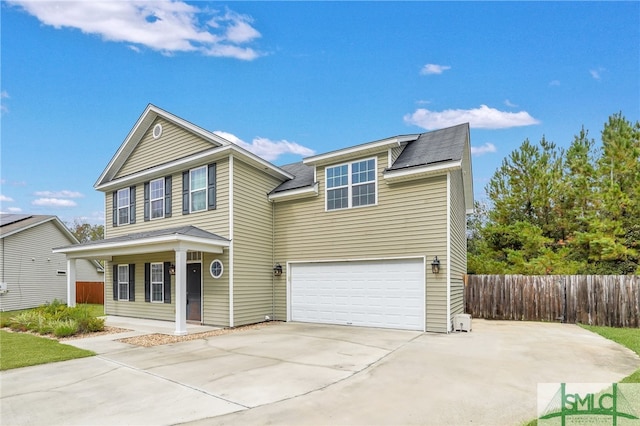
[453,313,472,332]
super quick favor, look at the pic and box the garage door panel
[290,259,425,331]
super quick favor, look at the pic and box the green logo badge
[538,383,640,425]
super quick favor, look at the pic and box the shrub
[9,311,40,332]
[51,319,79,338]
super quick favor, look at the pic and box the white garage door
[290,258,425,331]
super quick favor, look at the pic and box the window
[210,259,223,279]
[190,166,207,212]
[117,188,130,225]
[150,263,164,302]
[326,158,376,210]
[113,187,136,226]
[118,265,129,301]
[182,164,215,214]
[150,178,164,219]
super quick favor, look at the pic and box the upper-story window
[112,186,136,227]
[150,178,164,219]
[326,158,376,211]
[117,188,130,225]
[182,164,216,215]
[190,166,207,212]
[144,176,172,221]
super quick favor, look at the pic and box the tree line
[468,113,640,275]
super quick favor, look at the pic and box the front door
[186,263,201,322]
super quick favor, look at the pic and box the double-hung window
[326,158,376,211]
[117,188,130,225]
[118,265,129,301]
[190,166,207,213]
[150,178,164,219]
[150,263,164,303]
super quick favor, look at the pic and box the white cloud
[590,67,605,80]
[7,207,22,213]
[8,1,263,60]
[214,131,315,162]
[471,142,497,156]
[0,194,14,202]
[34,190,84,198]
[420,63,451,75]
[32,198,78,207]
[404,105,540,130]
[504,99,517,108]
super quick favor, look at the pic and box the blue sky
[1,1,638,225]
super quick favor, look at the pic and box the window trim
[189,166,207,213]
[117,264,129,301]
[325,157,377,211]
[150,262,164,303]
[117,188,130,225]
[209,259,223,279]
[149,177,165,220]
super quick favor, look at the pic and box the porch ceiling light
[169,264,176,275]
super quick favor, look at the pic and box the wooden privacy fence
[464,275,640,328]
[76,281,104,305]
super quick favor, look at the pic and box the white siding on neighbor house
[274,152,449,332]
[231,160,282,326]
[115,117,218,180]
[0,221,102,312]
[449,170,467,322]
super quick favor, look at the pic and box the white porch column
[174,249,188,335]
[67,259,76,307]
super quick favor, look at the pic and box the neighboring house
[0,214,103,311]
[55,104,473,334]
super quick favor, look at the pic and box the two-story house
[55,104,473,334]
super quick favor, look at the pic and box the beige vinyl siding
[274,153,448,332]
[106,158,230,239]
[0,221,101,311]
[232,159,282,326]
[105,252,176,321]
[449,170,467,320]
[202,251,230,326]
[115,118,218,179]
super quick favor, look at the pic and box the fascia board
[383,160,462,182]
[96,145,293,192]
[268,183,319,202]
[95,105,231,188]
[303,135,420,166]
[53,234,229,259]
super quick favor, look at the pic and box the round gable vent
[152,123,163,139]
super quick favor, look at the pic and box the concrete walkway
[1,319,638,426]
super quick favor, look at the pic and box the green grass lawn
[0,330,95,370]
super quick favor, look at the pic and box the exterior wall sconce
[169,264,176,275]
[431,256,440,274]
[273,263,283,276]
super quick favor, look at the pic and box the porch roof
[53,225,230,260]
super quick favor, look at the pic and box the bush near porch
[1,300,105,338]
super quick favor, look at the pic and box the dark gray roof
[388,123,469,171]
[271,162,315,193]
[1,214,36,227]
[56,225,229,250]
[270,123,469,194]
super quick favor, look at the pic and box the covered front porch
[53,226,230,335]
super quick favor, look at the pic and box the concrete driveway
[1,320,638,426]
